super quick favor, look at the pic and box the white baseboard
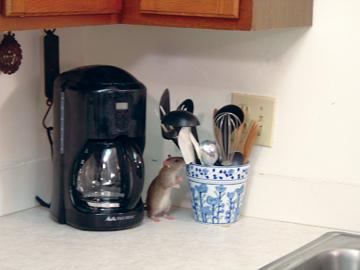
[0,158,52,216]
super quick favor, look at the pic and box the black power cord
[35,196,51,208]
[37,29,59,209]
[42,100,54,158]
[38,101,53,209]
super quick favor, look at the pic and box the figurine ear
[163,160,171,168]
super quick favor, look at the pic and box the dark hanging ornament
[0,32,23,75]
[44,29,59,104]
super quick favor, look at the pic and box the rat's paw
[150,216,161,222]
[164,215,176,221]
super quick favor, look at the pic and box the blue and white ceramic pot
[186,163,250,224]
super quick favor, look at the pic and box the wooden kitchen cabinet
[0,0,122,31]
[140,0,240,19]
[0,0,313,31]
[4,0,122,16]
[122,0,313,31]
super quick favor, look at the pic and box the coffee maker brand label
[105,215,135,222]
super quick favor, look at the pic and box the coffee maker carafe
[51,65,146,231]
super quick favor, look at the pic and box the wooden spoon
[232,123,244,156]
[243,121,260,164]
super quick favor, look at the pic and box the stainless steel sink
[260,232,360,270]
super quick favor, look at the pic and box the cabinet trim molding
[4,0,122,17]
[140,0,240,19]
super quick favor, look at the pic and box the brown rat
[146,156,185,222]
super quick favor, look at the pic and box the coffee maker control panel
[116,102,128,110]
[115,102,129,132]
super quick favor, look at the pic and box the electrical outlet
[232,93,275,147]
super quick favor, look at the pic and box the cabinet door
[4,0,122,17]
[140,0,240,19]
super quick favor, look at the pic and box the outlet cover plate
[232,93,275,147]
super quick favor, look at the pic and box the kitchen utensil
[159,89,176,140]
[232,121,244,155]
[178,127,196,164]
[159,89,200,151]
[238,119,253,154]
[212,117,223,165]
[213,104,245,165]
[177,99,194,112]
[189,132,202,163]
[216,104,245,124]
[231,152,244,166]
[199,140,219,166]
[243,121,260,164]
[159,89,170,119]
[214,111,242,165]
[237,106,251,152]
[212,108,221,154]
[177,98,200,146]
[219,121,244,166]
[162,110,200,128]
[159,89,179,146]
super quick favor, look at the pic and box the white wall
[0,31,52,216]
[58,0,360,231]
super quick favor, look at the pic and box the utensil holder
[186,163,250,224]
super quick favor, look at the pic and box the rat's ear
[163,160,171,168]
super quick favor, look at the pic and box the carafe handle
[119,141,144,210]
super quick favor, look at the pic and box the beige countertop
[0,207,332,270]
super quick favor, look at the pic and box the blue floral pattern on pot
[186,163,250,181]
[187,164,249,224]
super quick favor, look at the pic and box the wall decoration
[0,32,23,75]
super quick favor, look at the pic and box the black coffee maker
[51,65,146,231]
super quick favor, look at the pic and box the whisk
[214,112,243,166]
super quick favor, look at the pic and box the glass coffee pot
[73,138,144,211]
